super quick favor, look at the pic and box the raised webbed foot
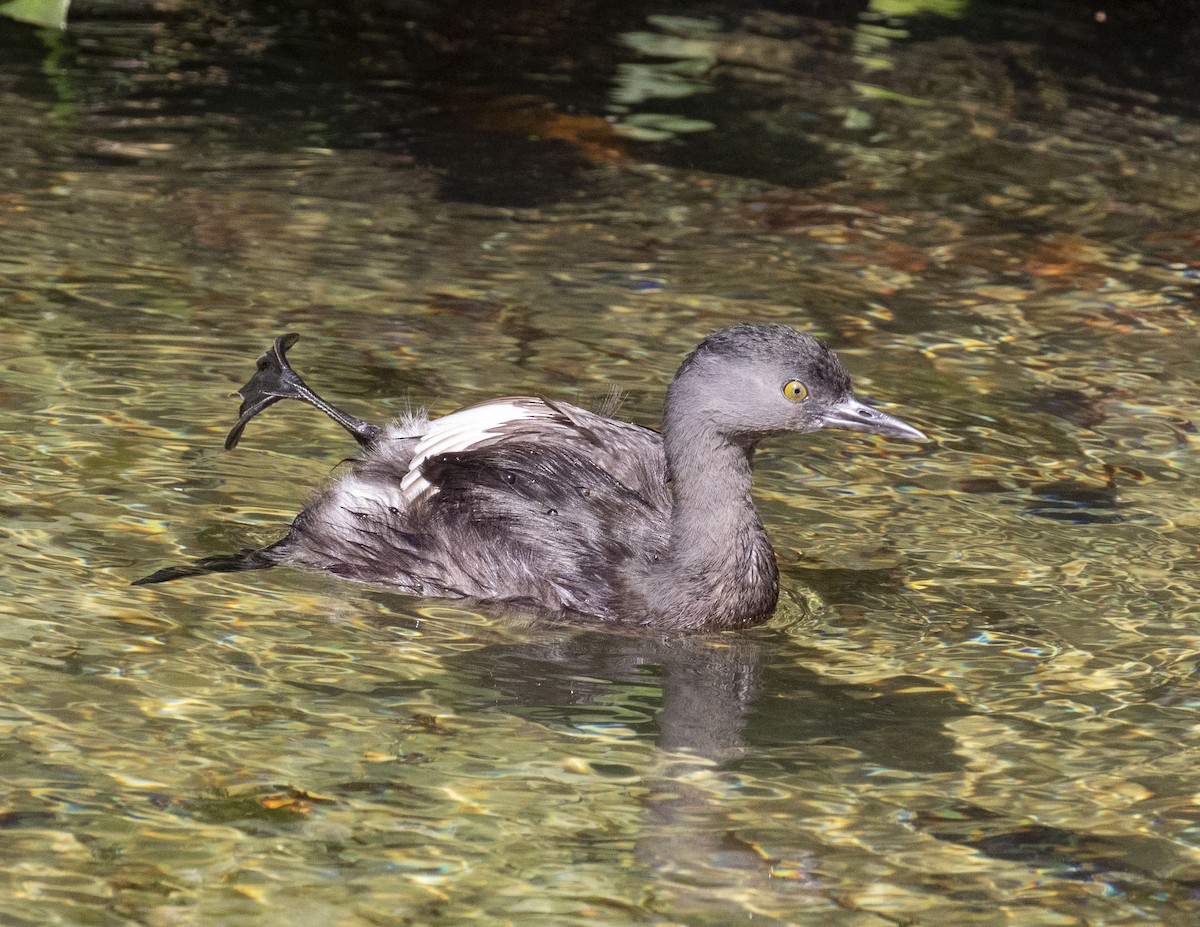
[224,333,381,450]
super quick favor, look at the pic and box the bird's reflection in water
[434,620,970,919]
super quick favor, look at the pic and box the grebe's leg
[224,333,382,450]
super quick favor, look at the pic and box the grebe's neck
[647,400,779,631]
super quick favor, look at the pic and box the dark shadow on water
[907,0,1200,112]
[11,0,1200,212]
[915,802,1200,907]
[15,0,854,206]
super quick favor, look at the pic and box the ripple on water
[4,2,1200,924]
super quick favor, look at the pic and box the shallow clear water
[4,1,1200,924]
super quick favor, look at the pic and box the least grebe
[136,324,927,630]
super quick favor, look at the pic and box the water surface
[3,2,1200,924]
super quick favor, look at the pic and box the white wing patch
[398,398,559,500]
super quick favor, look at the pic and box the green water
[3,2,1200,924]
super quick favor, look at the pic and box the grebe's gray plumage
[135,324,927,631]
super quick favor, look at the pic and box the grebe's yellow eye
[782,379,809,401]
